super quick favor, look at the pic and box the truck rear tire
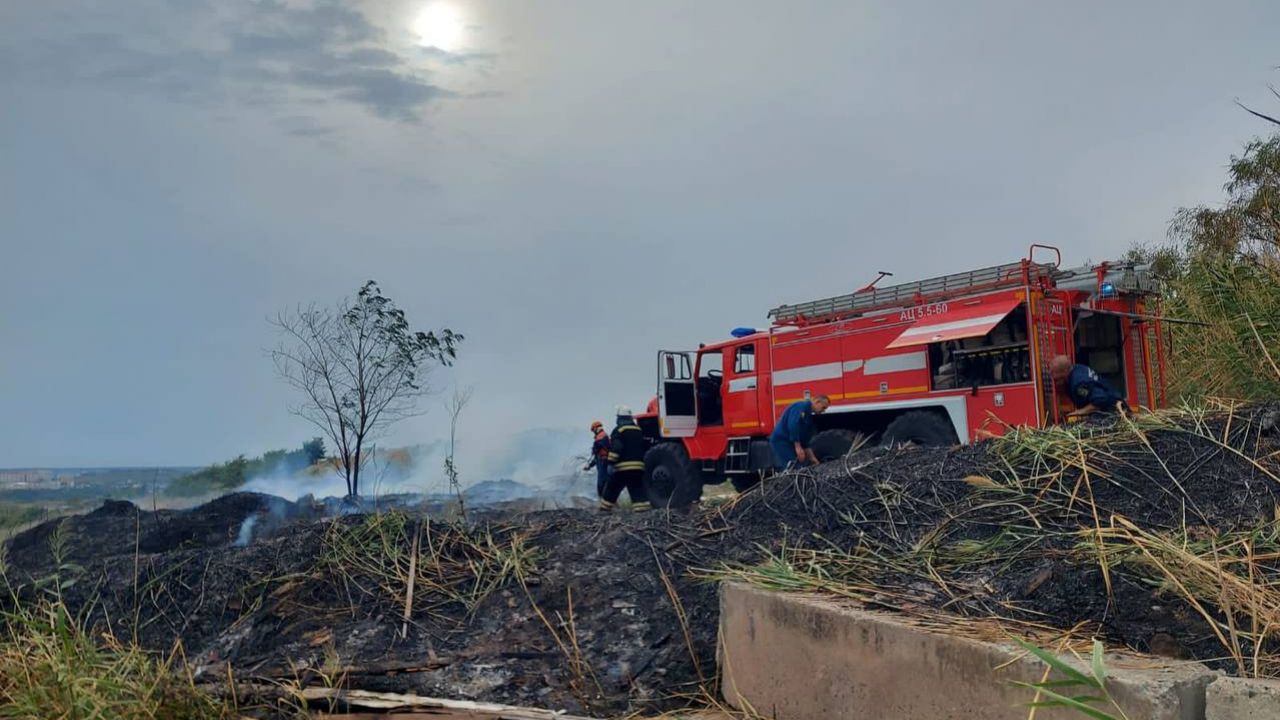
[881,410,958,447]
[809,429,863,463]
[643,443,702,509]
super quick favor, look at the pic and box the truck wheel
[881,410,958,447]
[732,440,775,492]
[809,429,864,463]
[643,443,702,509]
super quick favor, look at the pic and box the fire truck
[634,245,1168,508]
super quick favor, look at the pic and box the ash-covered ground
[5,404,1280,716]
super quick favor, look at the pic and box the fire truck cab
[635,246,1167,508]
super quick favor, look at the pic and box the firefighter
[582,420,611,498]
[770,395,831,470]
[601,406,650,512]
[1049,355,1127,418]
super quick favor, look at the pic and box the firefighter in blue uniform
[770,395,831,469]
[583,420,611,499]
[1050,355,1127,418]
[601,406,651,512]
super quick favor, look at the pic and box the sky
[1,0,1278,470]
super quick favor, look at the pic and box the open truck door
[657,350,697,438]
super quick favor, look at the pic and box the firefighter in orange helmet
[583,420,611,498]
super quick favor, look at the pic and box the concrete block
[1206,676,1280,720]
[719,582,1216,720]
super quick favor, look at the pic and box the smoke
[238,428,596,505]
[241,470,345,500]
[231,494,302,547]
[472,427,591,490]
[240,442,446,499]
[233,515,257,547]
[219,428,599,549]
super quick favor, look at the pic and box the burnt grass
[4,403,1280,715]
[1,496,722,716]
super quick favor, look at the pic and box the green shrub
[0,504,46,536]
[165,437,326,497]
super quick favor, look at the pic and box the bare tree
[272,281,462,499]
[443,385,474,519]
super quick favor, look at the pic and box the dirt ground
[4,404,1280,716]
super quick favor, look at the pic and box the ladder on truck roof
[769,259,1055,326]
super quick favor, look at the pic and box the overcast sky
[2,0,1277,469]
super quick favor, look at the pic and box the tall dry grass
[0,597,232,719]
[1164,256,1280,400]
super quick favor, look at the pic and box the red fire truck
[634,246,1168,507]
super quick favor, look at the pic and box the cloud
[46,32,222,105]
[225,1,379,57]
[5,0,456,124]
[291,66,451,121]
[278,115,337,137]
[342,47,401,67]
[416,46,498,67]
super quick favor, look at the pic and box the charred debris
[3,402,1280,716]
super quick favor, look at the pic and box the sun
[413,2,465,52]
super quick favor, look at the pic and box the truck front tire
[809,429,863,463]
[880,410,958,447]
[643,443,702,509]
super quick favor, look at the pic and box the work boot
[631,501,651,513]
[598,499,615,513]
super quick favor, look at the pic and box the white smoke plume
[239,428,596,504]
[233,515,258,546]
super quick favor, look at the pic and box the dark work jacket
[1067,364,1124,409]
[607,422,646,472]
[772,400,816,447]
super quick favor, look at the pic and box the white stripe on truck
[777,352,928,386]
[895,312,1010,338]
[772,362,843,385]
[865,351,927,375]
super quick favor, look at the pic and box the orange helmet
[590,420,604,432]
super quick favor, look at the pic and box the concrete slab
[719,582,1217,720]
[1206,676,1280,720]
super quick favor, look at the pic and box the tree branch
[1236,98,1280,127]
